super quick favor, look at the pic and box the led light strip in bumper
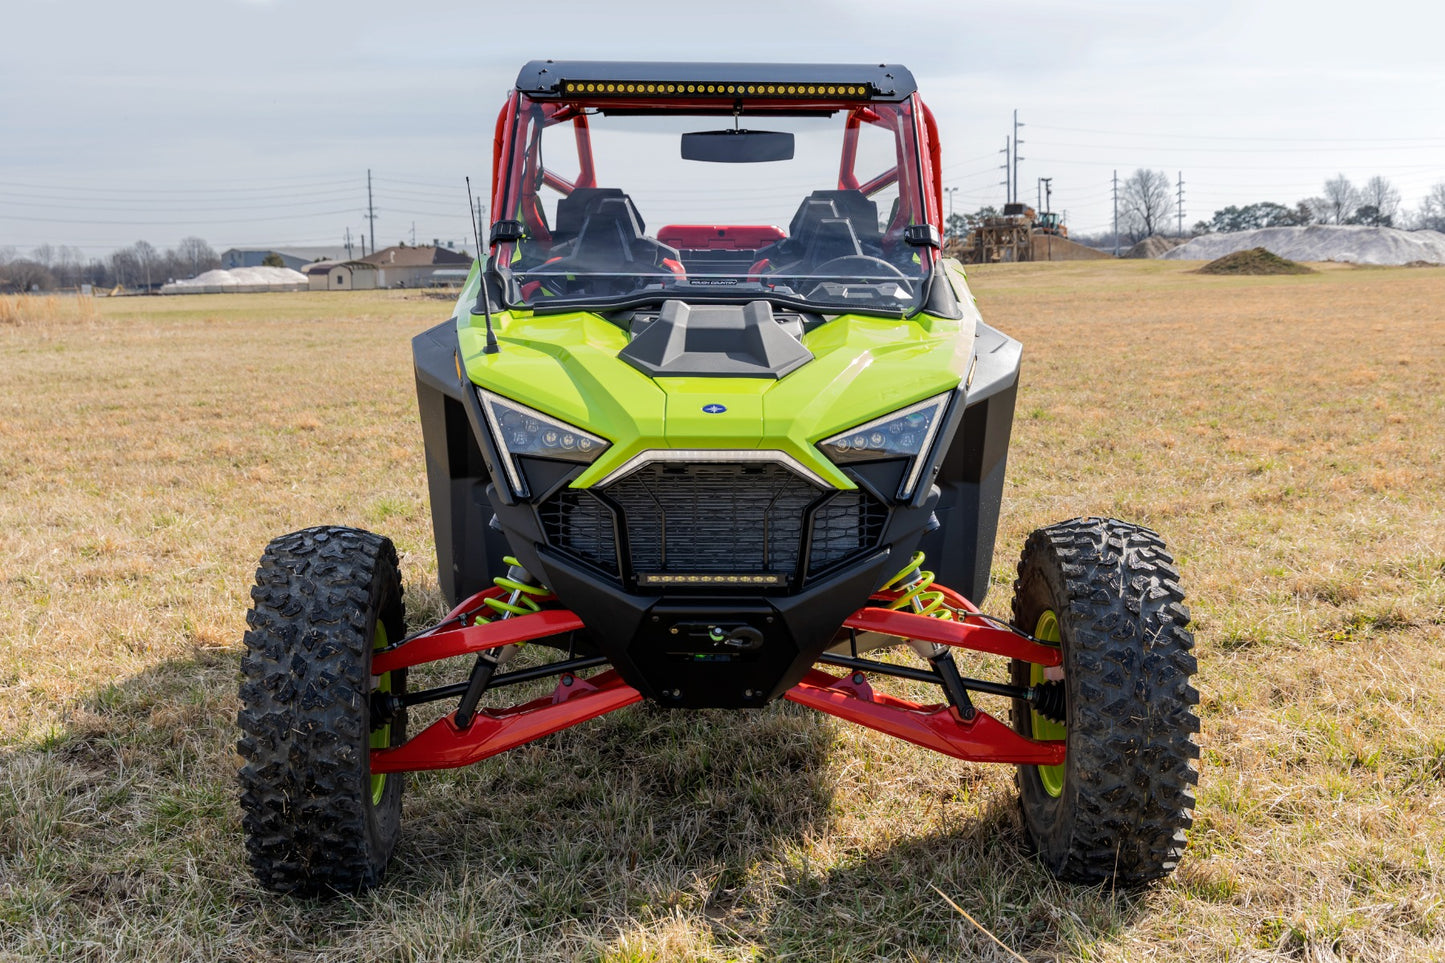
[595,449,833,489]
[638,573,787,586]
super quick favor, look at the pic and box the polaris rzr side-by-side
[238,61,1199,893]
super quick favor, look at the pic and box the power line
[1028,123,1445,145]
[1000,138,1010,204]
[0,208,362,226]
[0,193,364,214]
[0,176,358,196]
[1027,139,1445,155]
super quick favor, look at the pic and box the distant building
[360,244,473,288]
[304,261,380,291]
[220,246,353,271]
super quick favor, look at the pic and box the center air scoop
[619,299,813,379]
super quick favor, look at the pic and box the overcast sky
[3,0,1443,258]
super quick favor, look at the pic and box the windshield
[493,95,935,315]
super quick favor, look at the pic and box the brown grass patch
[3,269,1443,960]
[0,293,98,326]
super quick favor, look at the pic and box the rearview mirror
[681,129,795,163]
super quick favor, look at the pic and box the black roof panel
[515,61,917,102]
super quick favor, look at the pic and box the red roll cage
[487,91,945,247]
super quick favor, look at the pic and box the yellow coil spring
[880,552,955,620]
[473,556,548,622]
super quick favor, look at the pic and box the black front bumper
[491,455,938,708]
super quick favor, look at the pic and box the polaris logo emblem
[702,404,727,414]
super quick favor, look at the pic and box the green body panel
[453,269,977,490]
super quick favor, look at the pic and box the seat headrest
[789,199,839,238]
[802,190,879,239]
[555,188,648,238]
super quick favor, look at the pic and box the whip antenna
[465,176,499,355]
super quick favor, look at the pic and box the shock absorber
[882,553,976,720]
[453,557,548,728]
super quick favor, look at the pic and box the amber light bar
[560,80,874,99]
[638,573,787,586]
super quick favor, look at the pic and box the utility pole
[1176,171,1186,237]
[945,186,958,238]
[366,169,377,255]
[1041,177,1053,213]
[1112,170,1120,257]
[1000,138,1010,205]
[344,226,353,260]
[410,221,416,246]
[1012,109,1024,205]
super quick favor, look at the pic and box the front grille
[537,461,887,585]
[613,463,814,576]
[538,489,618,575]
[807,490,889,574]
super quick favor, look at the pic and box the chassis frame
[368,580,1065,775]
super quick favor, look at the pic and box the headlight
[478,389,609,497]
[817,392,950,499]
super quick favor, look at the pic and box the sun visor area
[619,300,813,379]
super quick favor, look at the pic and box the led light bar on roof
[560,80,875,99]
[514,62,917,102]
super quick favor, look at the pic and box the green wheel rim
[370,622,390,806]
[1031,610,1067,798]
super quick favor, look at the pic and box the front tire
[1009,517,1199,884]
[238,526,407,894]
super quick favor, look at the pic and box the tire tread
[1012,516,1200,884]
[237,526,404,894]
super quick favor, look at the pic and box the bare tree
[0,259,56,293]
[130,240,159,290]
[1355,176,1401,226]
[110,246,140,289]
[1312,174,1359,225]
[1120,168,1174,240]
[1416,183,1445,232]
[174,236,219,277]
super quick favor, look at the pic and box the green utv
[239,61,1200,894]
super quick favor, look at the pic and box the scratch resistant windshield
[493,95,935,315]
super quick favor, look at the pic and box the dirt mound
[1124,236,1186,259]
[1030,233,1112,261]
[1196,248,1315,276]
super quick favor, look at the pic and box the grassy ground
[1,263,1442,961]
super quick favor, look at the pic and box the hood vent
[619,300,813,379]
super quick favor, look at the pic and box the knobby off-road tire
[238,526,407,894]
[1009,517,1200,884]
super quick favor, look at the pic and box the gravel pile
[161,266,309,294]
[1162,225,1445,266]
[174,267,308,286]
[1125,236,1186,259]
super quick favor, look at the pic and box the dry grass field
[2,261,1443,961]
